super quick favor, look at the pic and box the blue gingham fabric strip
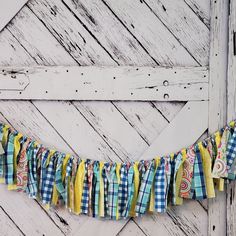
[135,160,155,215]
[226,126,236,171]
[102,162,109,217]
[5,132,16,185]
[154,157,166,212]
[41,152,57,204]
[118,163,128,217]
[122,163,134,218]
[81,159,89,214]
[191,145,207,200]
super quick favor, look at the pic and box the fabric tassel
[180,145,195,198]
[198,141,215,198]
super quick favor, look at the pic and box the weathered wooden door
[0,0,234,235]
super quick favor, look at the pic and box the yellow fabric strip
[116,163,121,220]
[148,157,160,212]
[74,160,85,214]
[198,142,215,198]
[46,149,56,166]
[62,154,71,182]
[129,161,140,217]
[175,149,187,205]
[51,184,59,206]
[99,161,105,217]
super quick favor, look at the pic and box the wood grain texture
[100,0,199,66]
[208,0,229,235]
[0,0,28,32]
[0,207,23,236]
[143,0,209,66]
[226,0,236,235]
[61,0,156,66]
[138,101,208,159]
[0,66,208,101]
[184,0,210,27]
[0,0,211,235]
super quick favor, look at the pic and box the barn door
[0,0,232,236]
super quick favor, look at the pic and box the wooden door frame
[0,0,234,235]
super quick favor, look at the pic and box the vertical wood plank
[226,0,236,234]
[208,0,229,235]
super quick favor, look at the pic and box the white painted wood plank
[117,220,145,236]
[153,102,185,122]
[135,200,207,236]
[0,185,64,236]
[112,101,169,145]
[144,0,209,66]
[226,0,236,234]
[0,9,130,235]
[138,101,208,159]
[6,6,78,66]
[208,0,229,235]
[0,66,209,101]
[184,0,210,27]
[27,0,117,66]
[89,0,198,66]
[54,0,156,66]
[0,0,28,32]
[0,207,23,236]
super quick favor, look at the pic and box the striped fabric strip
[191,145,207,200]
[118,163,128,217]
[154,157,166,212]
[135,161,155,215]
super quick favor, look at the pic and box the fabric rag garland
[0,120,236,220]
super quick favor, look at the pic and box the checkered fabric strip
[102,163,109,217]
[192,145,207,200]
[226,126,236,170]
[92,161,100,218]
[122,164,134,218]
[81,160,89,214]
[118,163,128,217]
[135,161,155,215]
[55,153,66,202]
[154,157,166,212]
[107,163,118,219]
[39,149,50,199]
[26,142,38,197]
[168,156,176,204]
[87,161,94,216]
[41,152,57,204]
[5,132,15,185]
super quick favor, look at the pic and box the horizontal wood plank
[0,66,208,101]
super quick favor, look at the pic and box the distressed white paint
[0,0,28,32]
[143,0,209,65]
[0,66,208,101]
[227,0,236,235]
[138,101,208,159]
[208,0,229,235]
